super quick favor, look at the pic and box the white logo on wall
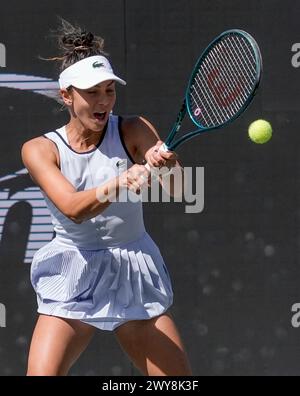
[0,73,61,101]
[0,169,53,263]
[0,73,59,263]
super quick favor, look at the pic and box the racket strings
[204,36,256,119]
[189,33,259,128]
[212,41,252,109]
[205,37,255,120]
[222,39,256,95]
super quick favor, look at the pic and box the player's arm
[21,137,147,223]
[123,116,184,197]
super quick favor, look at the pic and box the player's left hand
[145,140,178,169]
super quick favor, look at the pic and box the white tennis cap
[58,55,126,89]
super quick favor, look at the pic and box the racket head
[185,29,262,131]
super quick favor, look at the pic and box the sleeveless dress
[30,115,174,331]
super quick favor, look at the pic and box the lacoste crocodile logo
[92,61,104,68]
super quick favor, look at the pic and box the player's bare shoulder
[119,116,140,163]
[21,135,60,169]
[121,116,158,136]
[120,115,142,140]
[121,116,160,163]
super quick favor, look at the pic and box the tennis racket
[145,29,262,171]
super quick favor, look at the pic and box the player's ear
[60,88,73,106]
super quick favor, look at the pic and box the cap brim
[71,73,126,89]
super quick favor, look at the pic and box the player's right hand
[118,164,150,194]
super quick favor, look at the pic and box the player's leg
[27,314,96,376]
[114,311,192,376]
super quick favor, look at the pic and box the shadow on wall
[0,201,38,375]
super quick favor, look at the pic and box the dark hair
[43,17,108,72]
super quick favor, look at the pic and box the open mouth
[93,111,106,121]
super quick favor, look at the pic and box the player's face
[64,80,116,131]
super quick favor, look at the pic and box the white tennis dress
[30,115,173,331]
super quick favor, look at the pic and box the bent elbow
[69,216,83,224]
[63,208,83,224]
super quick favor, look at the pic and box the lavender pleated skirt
[30,232,174,331]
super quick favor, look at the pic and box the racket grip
[144,143,169,171]
[145,163,151,172]
[159,143,169,153]
[144,143,171,180]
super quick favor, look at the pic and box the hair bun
[72,31,94,48]
[82,31,94,46]
[62,36,74,46]
[48,18,108,71]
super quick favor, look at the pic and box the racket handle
[145,163,151,172]
[144,143,172,181]
[159,143,169,152]
[144,143,169,171]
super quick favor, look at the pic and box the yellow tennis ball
[248,120,272,144]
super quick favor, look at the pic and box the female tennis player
[21,19,192,376]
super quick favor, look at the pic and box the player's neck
[65,119,105,151]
